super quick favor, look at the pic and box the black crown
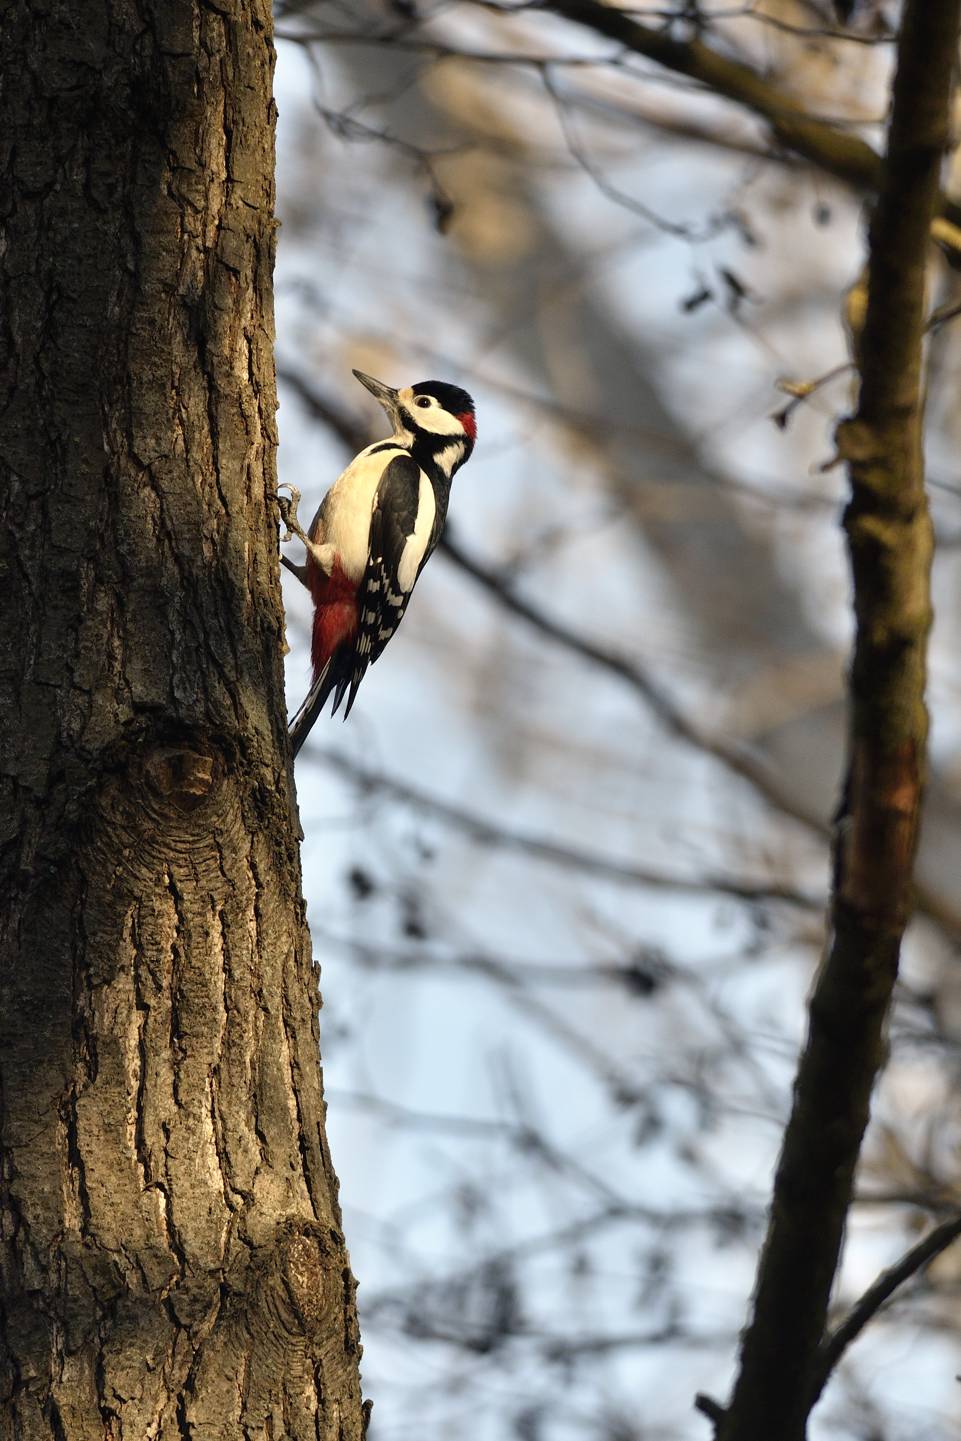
[412,380,475,415]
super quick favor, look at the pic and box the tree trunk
[0,3,365,1436]
[715,0,961,1435]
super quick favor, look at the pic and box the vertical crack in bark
[245,847,275,1184]
[210,903,247,1215]
[281,944,324,1227]
[166,867,189,1116]
[61,1083,94,1243]
[132,905,154,1195]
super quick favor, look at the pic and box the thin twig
[811,1213,961,1400]
[466,0,961,254]
[312,745,820,908]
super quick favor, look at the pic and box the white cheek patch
[397,472,436,592]
[414,405,465,436]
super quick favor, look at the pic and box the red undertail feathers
[309,555,357,680]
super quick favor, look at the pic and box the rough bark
[0,2,365,1436]
[712,3,961,1438]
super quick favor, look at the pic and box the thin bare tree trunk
[0,3,365,1436]
[713,2,961,1436]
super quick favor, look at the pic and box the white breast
[317,445,406,582]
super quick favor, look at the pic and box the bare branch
[461,0,961,250]
[320,927,678,991]
[812,1212,961,1400]
[282,0,961,255]
[309,745,819,908]
[674,5,895,46]
[542,65,723,240]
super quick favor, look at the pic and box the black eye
[415,396,432,408]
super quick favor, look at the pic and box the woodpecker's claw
[272,485,336,580]
[273,483,308,545]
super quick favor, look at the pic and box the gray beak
[352,369,403,430]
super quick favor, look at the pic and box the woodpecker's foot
[273,485,336,576]
[273,483,310,546]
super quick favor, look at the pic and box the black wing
[343,454,434,717]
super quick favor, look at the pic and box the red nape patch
[308,556,357,679]
[457,411,477,442]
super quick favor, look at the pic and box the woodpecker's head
[353,369,476,475]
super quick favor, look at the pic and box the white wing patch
[397,471,436,592]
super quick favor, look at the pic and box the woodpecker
[281,368,477,756]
